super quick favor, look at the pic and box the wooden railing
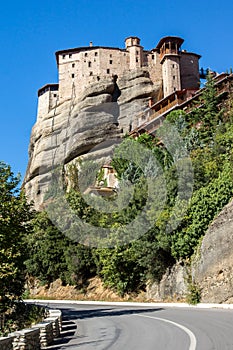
[148,99,180,120]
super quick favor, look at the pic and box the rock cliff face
[146,263,188,301]
[147,199,233,303]
[193,199,233,303]
[23,69,161,208]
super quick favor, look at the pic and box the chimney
[90,41,93,47]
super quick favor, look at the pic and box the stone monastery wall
[37,36,201,120]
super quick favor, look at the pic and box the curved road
[39,302,233,349]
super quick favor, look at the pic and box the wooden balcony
[149,99,180,120]
[159,49,180,61]
[130,74,233,138]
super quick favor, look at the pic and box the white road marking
[136,314,197,350]
[25,299,233,310]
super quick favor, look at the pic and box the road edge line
[136,314,197,350]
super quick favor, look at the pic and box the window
[173,76,176,80]
[172,64,175,68]
[152,54,154,59]
[174,87,176,91]
[109,60,113,64]
[110,54,112,58]
[69,54,72,58]
[54,94,57,98]
[95,52,98,56]
[62,54,66,59]
[84,52,88,57]
[136,58,138,62]
[71,73,75,78]
[136,50,139,55]
[90,71,93,76]
[88,61,92,67]
[107,69,110,74]
[72,63,75,68]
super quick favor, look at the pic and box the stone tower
[157,36,184,97]
[37,84,59,120]
[125,36,143,69]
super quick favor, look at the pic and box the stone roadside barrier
[0,308,62,350]
[0,335,15,350]
[31,321,53,348]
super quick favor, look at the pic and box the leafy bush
[0,302,45,336]
[186,282,201,305]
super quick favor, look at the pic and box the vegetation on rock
[1,74,233,302]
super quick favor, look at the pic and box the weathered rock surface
[193,199,233,303]
[146,262,188,301]
[23,69,161,208]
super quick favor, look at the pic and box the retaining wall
[0,309,62,350]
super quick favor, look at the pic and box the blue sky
[1,0,232,179]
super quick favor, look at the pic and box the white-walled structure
[37,36,201,119]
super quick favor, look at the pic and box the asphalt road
[41,302,233,350]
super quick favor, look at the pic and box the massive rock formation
[23,69,161,208]
[24,64,233,303]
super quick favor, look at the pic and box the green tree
[25,211,70,285]
[63,243,96,286]
[190,73,223,143]
[25,210,97,286]
[0,162,32,310]
[96,245,145,296]
[171,161,233,259]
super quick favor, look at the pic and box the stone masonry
[0,309,62,350]
[37,36,201,120]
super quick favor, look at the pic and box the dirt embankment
[27,276,147,302]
